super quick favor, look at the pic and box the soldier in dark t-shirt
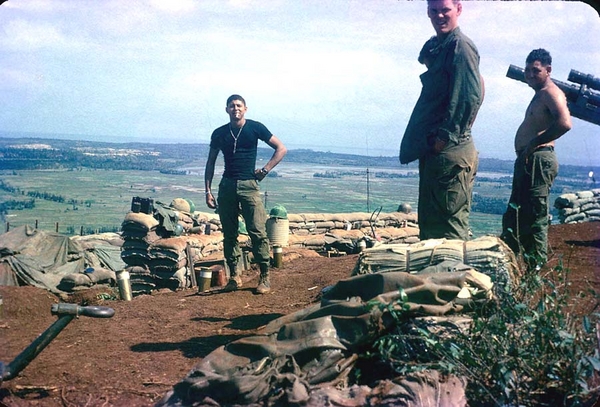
[204,95,287,294]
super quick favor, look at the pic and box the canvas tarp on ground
[0,225,125,293]
[156,260,494,407]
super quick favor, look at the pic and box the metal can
[273,246,283,268]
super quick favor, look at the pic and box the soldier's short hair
[526,49,552,66]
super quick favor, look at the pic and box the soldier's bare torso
[514,83,566,154]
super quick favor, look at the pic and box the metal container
[273,245,283,268]
[116,271,133,301]
[266,218,289,247]
[197,267,212,292]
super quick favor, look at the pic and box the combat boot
[256,264,271,294]
[223,264,242,292]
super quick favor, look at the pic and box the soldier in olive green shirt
[400,0,484,241]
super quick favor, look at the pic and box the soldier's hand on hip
[255,167,269,181]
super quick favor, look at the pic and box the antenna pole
[366,168,370,213]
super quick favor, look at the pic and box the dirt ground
[0,222,599,407]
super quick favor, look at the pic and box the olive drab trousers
[217,178,271,270]
[418,138,478,241]
[501,148,558,265]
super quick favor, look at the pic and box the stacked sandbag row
[351,236,519,299]
[287,227,420,252]
[120,211,185,293]
[193,211,419,235]
[554,189,600,224]
[287,211,419,236]
[120,199,223,295]
[191,210,420,253]
[193,211,222,234]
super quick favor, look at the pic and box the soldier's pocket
[531,154,558,197]
[435,166,470,216]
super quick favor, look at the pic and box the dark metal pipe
[0,304,114,383]
[507,65,600,105]
[507,65,600,126]
[569,69,600,92]
[1,314,75,382]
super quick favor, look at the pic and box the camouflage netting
[554,189,600,223]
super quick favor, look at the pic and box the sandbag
[351,236,519,298]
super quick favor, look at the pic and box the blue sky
[1,0,599,166]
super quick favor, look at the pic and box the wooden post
[5,222,9,232]
[55,222,59,233]
[186,243,198,288]
[35,220,38,229]
[80,226,84,236]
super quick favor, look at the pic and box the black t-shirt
[210,119,272,180]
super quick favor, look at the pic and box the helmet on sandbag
[269,204,288,219]
[397,203,412,214]
[185,198,196,213]
[171,198,191,213]
[173,223,184,236]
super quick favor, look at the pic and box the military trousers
[217,178,270,269]
[418,138,478,241]
[501,148,558,265]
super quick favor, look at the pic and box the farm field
[0,162,584,237]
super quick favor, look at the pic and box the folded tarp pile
[0,225,124,293]
[554,189,600,223]
[156,238,518,407]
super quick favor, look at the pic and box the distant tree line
[0,179,19,193]
[26,190,65,203]
[471,193,508,215]
[375,172,419,179]
[1,179,95,208]
[65,225,120,235]
[160,169,188,175]
[1,137,598,178]
[314,171,342,178]
[0,199,35,211]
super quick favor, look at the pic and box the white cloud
[149,0,196,14]
[1,19,66,50]
[0,0,598,165]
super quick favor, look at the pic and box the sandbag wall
[287,211,418,235]
[286,211,419,250]
[120,210,225,295]
[554,189,600,224]
[119,207,420,295]
[195,210,420,252]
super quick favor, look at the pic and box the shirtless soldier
[501,49,572,268]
